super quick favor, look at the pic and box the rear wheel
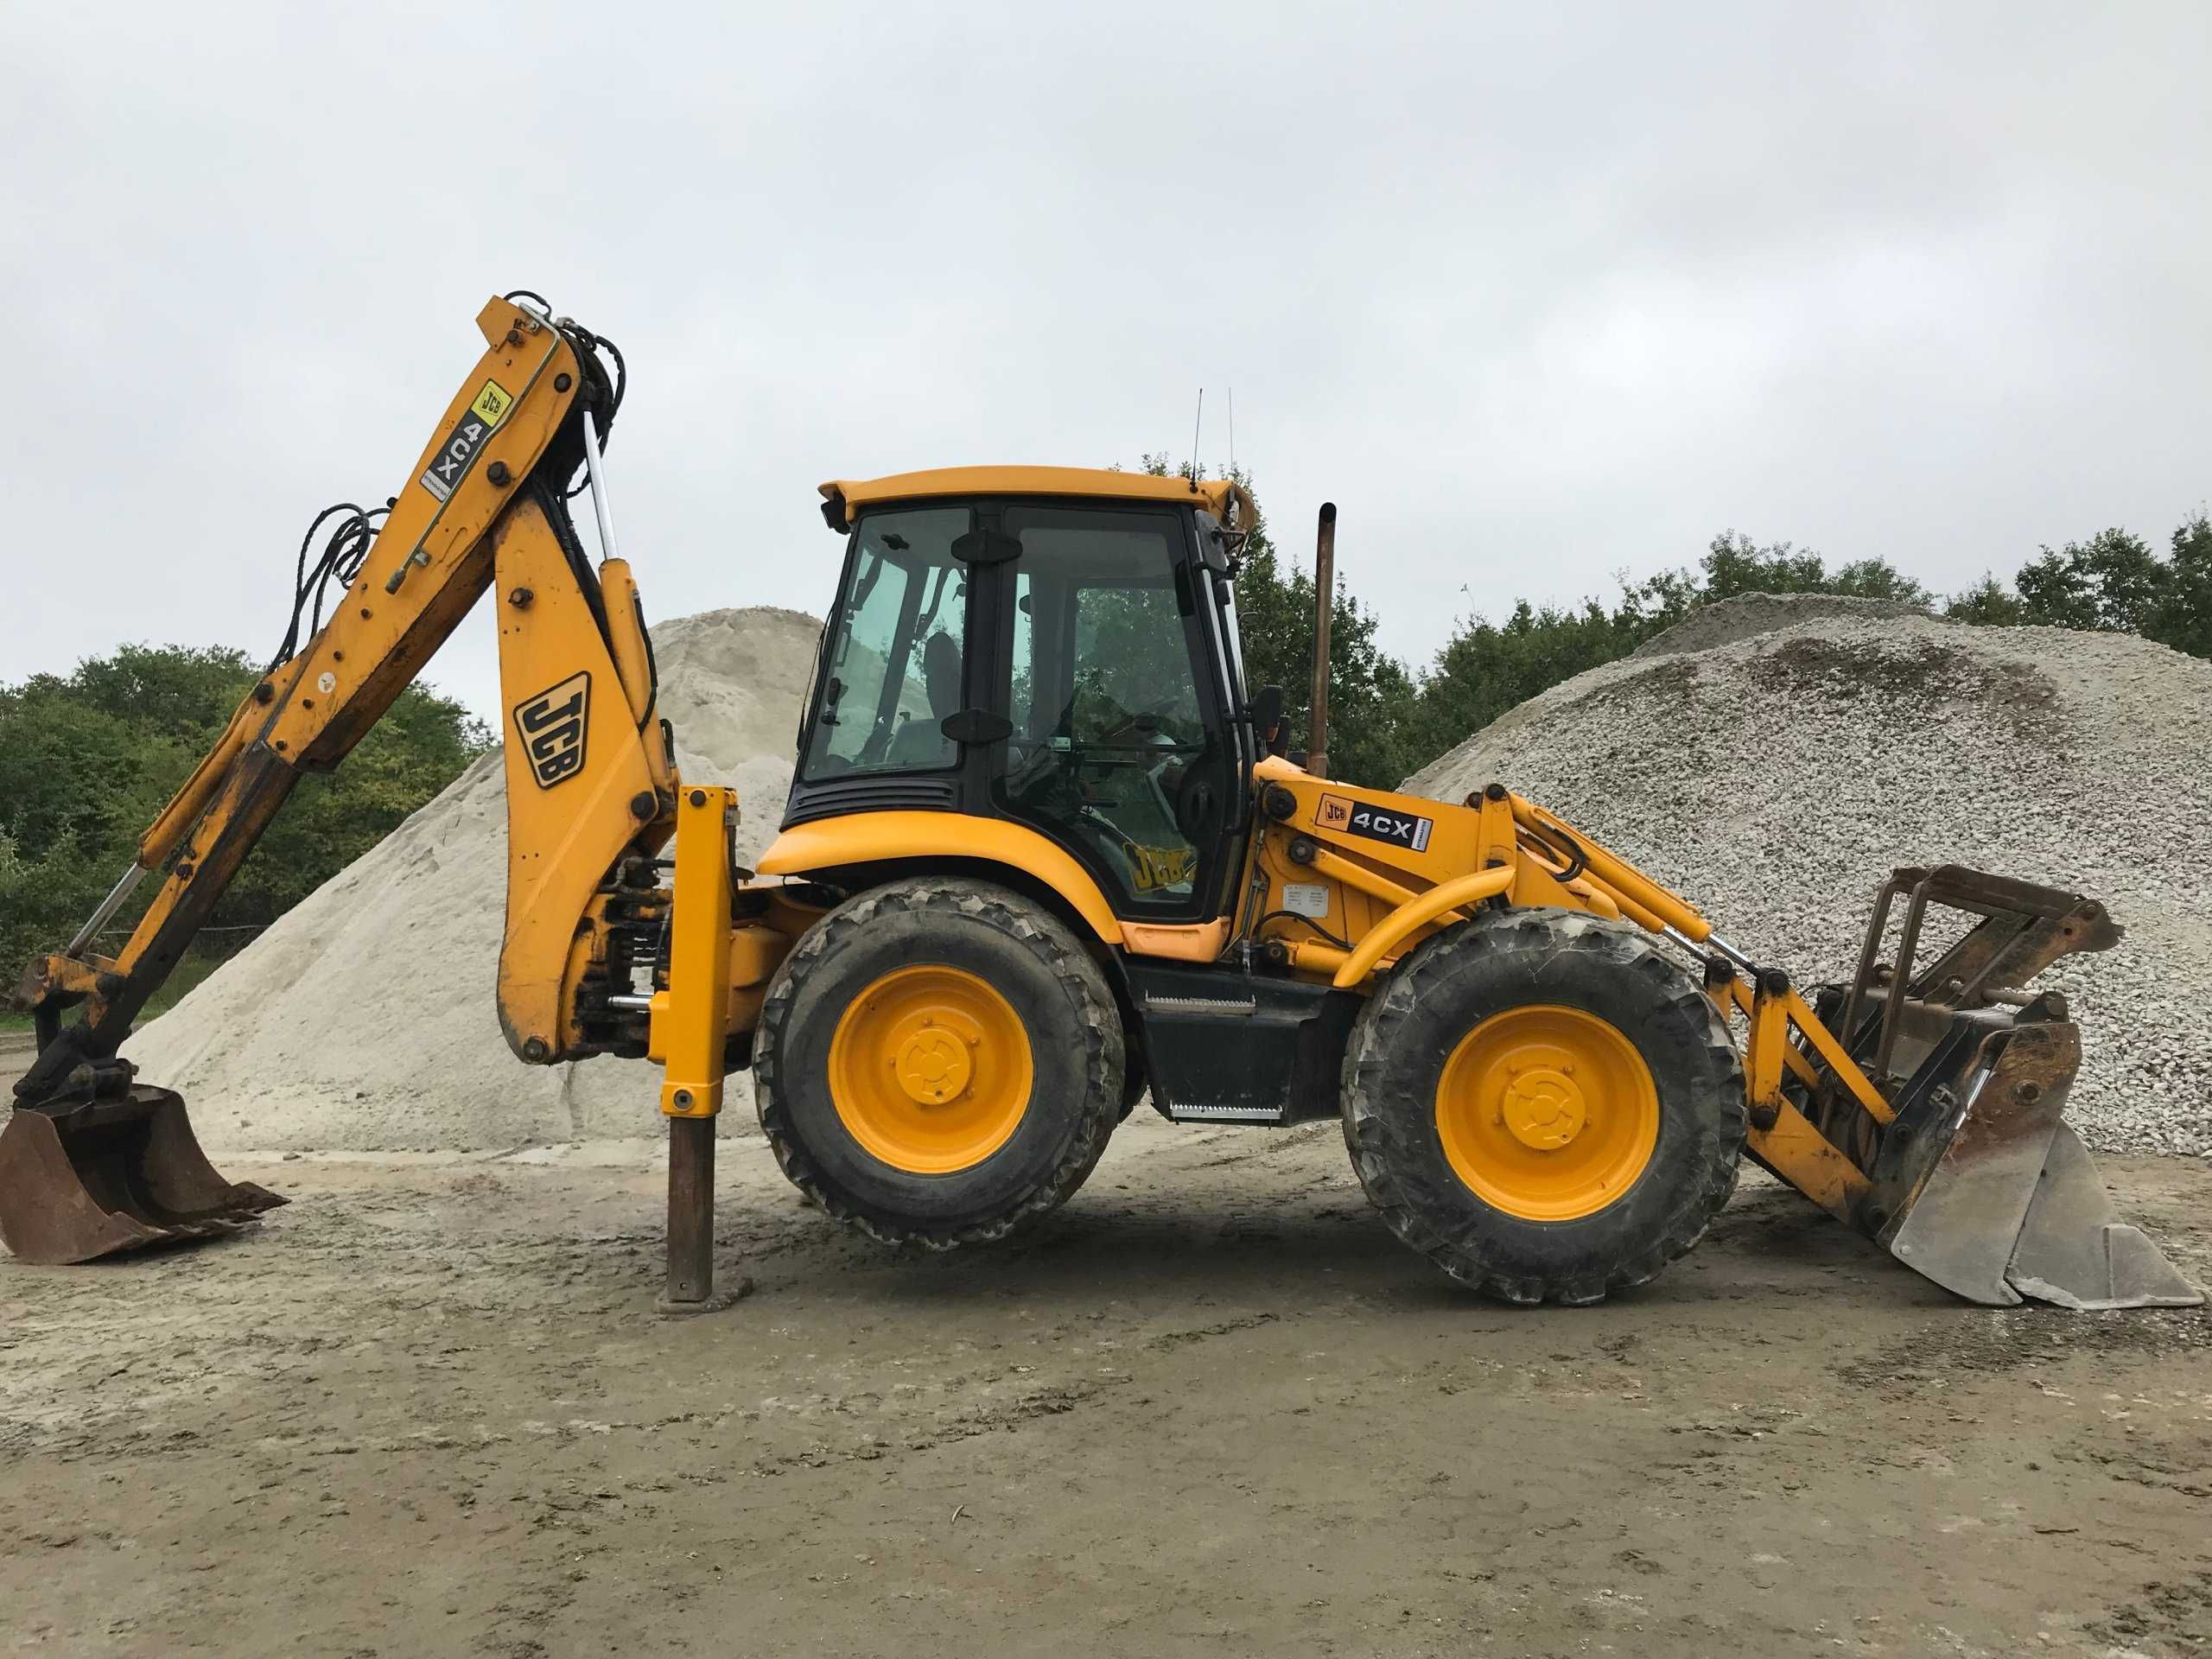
[1342,908,1744,1305]
[754,876,1124,1247]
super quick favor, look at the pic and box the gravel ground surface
[3,1119,2208,1659]
[1408,602,2212,1157]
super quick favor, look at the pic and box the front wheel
[1342,908,1745,1305]
[753,876,1125,1248]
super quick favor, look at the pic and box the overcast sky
[4,2,2206,722]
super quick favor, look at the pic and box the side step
[1126,963,1362,1128]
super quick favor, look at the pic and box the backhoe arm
[14,295,676,1107]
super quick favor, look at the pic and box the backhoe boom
[3,295,686,1266]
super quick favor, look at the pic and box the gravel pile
[1629,592,1927,658]
[131,607,823,1153]
[1405,598,2212,1156]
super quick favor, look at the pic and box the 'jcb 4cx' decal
[419,378,515,503]
[514,672,589,787]
[1317,792,1433,853]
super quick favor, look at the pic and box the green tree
[2155,512,2212,658]
[1942,573,2026,626]
[1686,531,1930,605]
[2012,529,2162,632]
[0,645,489,992]
[1106,457,2209,795]
[1411,533,1929,764]
[1948,517,2212,655]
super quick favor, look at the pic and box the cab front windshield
[803,507,970,779]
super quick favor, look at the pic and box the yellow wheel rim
[1434,1004,1659,1221]
[827,965,1033,1174]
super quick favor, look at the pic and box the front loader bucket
[1869,1025,2201,1308]
[1804,865,2201,1310]
[0,1086,285,1265]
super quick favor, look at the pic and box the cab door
[989,501,1234,922]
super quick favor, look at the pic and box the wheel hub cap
[1433,1004,1660,1221]
[1500,1063,1586,1149]
[894,1026,973,1105]
[827,965,1032,1174]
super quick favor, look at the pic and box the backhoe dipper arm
[14,296,677,1106]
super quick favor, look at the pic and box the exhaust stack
[1308,502,1336,778]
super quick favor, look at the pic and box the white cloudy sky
[3,1,2206,721]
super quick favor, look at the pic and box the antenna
[1191,388,1204,483]
[1227,386,1236,478]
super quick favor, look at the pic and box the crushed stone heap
[1406,595,2212,1157]
[1628,592,1927,658]
[133,607,823,1153]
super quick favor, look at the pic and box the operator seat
[884,629,962,768]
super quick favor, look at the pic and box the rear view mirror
[1195,512,1233,576]
[1248,684,1287,758]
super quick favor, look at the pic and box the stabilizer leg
[660,1116,718,1308]
[651,785,747,1314]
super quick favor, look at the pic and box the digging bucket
[0,1086,285,1265]
[1814,866,2200,1310]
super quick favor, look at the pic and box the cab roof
[817,466,1245,530]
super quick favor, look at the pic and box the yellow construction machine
[4,295,2198,1313]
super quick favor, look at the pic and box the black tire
[1342,908,1744,1305]
[753,875,1125,1248]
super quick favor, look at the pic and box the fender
[756,812,1124,945]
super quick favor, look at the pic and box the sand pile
[1406,596,2212,1157]
[132,607,823,1153]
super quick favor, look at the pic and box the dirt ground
[2,1090,2208,1657]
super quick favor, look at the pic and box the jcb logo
[514,673,590,788]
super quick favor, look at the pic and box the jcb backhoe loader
[5,294,2198,1313]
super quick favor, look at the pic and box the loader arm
[6,296,684,1263]
[1236,758,2199,1310]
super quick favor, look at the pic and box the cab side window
[998,506,1217,914]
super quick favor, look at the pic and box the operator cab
[792,467,1260,924]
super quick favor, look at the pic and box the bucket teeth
[0,1086,284,1266]
[2005,1126,2202,1310]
